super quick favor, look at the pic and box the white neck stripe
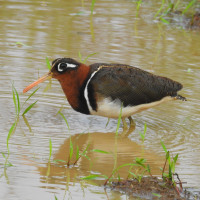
[84,66,102,113]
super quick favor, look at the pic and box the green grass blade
[12,85,17,115]
[152,193,162,198]
[82,144,90,155]
[117,174,121,182]
[25,87,40,103]
[53,159,67,163]
[160,17,170,24]
[166,151,171,163]
[22,115,32,132]
[69,137,73,161]
[82,154,90,160]
[182,0,197,14]
[116,104,123,136]
[161,141,167,153]
[83,52,97,64]
[136,0,142,11]
[171,154,178,173]
[78,51,82,62]
[140,123,147,142]
[154,0,165,18]
[49,138,52,162]
[46,57,51,70]
[174,0,181,10]
[113,163,138,176]
[2,152,6,159]
[15,42,27,46]
[171,161,175,173]
[58,111,70,131]
[81,174,107,180]
[7,122,16,153]
[166,151,171,165]
[54,195,58,200]
[174,154,178,164]
[137,158,146,165]
[22,100,38,116]
[81,174,99,180]
[168,164,172,179]
[91,0,96,16]
[143,123,147,134]
[128,171,137,179]
[14,87,20,115]
[139,132,144,141]
[147,164,151,173]
[76,146,79,161]
[166,151,169,160]
[136,158,146,168]
[92,149,109,154]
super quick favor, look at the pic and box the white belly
[90,96,173,118]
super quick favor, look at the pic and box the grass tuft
[160,141,179,184]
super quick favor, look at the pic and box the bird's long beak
[23,72,53,93]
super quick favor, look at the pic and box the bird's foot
[121,117,136,136]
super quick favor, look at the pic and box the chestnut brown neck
[55,64,90,112]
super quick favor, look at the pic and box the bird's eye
[57,62,67,72]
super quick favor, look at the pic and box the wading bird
[23,58,186,132]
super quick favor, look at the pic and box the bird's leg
[128,116,135,128]
[123,116,136,136]
[122,118,128,133]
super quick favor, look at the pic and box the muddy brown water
[0,0,200,199]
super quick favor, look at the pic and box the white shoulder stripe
[84,66,102,113]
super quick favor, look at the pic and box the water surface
[0,0,200,199]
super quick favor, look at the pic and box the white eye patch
[57,62,77,72]
[67,63,77,68]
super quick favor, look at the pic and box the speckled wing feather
[89,63,183,107]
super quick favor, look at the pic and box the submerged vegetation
[155,0,199,27]
[135,0,199,28]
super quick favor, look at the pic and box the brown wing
[89,63,182,107]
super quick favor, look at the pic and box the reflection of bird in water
[36,132,166,185]
[23,58,186,132]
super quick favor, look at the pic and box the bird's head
[51,58,81,78]
[23,58,83,93]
